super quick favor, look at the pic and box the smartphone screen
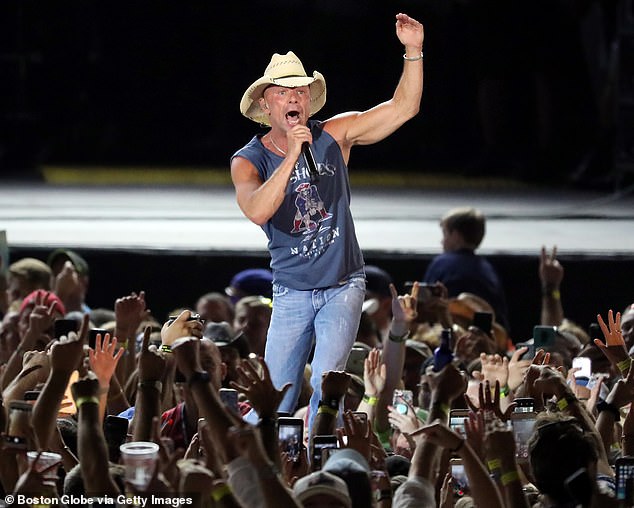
[511,412,537,463]
[7,401,33,450]
[392,389,413,415]
[572,357,592,378]
[278,417,303,462]
[312,435,338,470]
[449,409,469,435]
[616,457,634,501]
[450,458,469,496]
[533,326,557,351]
[513,398,535,413]
[219,388,239,414]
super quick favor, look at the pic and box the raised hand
[230,356,290,418]
[539,246,564,290]
[337,410,371,461]
[363,349,386,398]
[473,353,509,389]
[507,347,532,392]
[137,326,166,383]
[395,13,424,50]
[594,310,629,370]
[50,331,85,375]
[115,290,148,339]
[321,370,351,402]
[71,371,101,401]
[89,332,124,389]
[160,310,203,347]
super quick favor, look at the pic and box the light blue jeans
[264,270,366,431]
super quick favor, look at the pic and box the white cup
[27,451,62,481]
[119,441,159,489]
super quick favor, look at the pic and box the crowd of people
[0,239,633,508]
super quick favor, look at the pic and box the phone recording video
[511,411,537,463]
[616,457,634,503]
[392,389,413,415]
[219,388,239,414]
[449,409,469,436]
[6,401,33,450]
[312,434,338,470]
[278,417,303,462]
[450,458,470,497]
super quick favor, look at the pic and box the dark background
[2,0,630,184]
[3,1,633,341]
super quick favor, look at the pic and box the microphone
[302,142,319,182]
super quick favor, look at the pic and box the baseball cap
[225,268,273,302]
[323,449,372,508]
[364,265,393,298]
[293,471,352,507]
[203,321,251,359]
[47,249,89,276]
[9,258,52,287]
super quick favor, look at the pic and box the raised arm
[323,13,423,157]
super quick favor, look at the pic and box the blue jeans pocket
[272,283,289,298]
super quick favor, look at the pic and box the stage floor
[2,181,634,256]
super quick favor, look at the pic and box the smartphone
[572,357,592,379]
[449,409,469,436]
[54,318,78,339]
[104,415,129,448]
[346,347,370,376]
[352,411,368,427]
[392,389,414,415]
[513,398,535,413]
[312,434,338,470]
[89,328,108,349]
[219,388,239,414]
[167,313,202,325]
[516,342,536,360]
[6,401,33,450]
[511,411,537,463]
[404,282,443,303]
[472,312,493,335]
[533,325,557,351]
[278,417,304,462]
[450,458,469,496]
[616,456,634,502]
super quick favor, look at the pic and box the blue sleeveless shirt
[232,120,364,290]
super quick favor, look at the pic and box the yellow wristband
[501,470,520,486]
[75,396,100,409]
[211,484,232,502]
[159,344,172,353]
[317,405,338,417]
[557,397,569,411]
[618,358,632,373]
[487,459,502,471]
[362,394,379,406]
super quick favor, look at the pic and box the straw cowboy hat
[240,51,326,126]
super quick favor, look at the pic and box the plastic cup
[119,441,159,489]
[27,451,62,481]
